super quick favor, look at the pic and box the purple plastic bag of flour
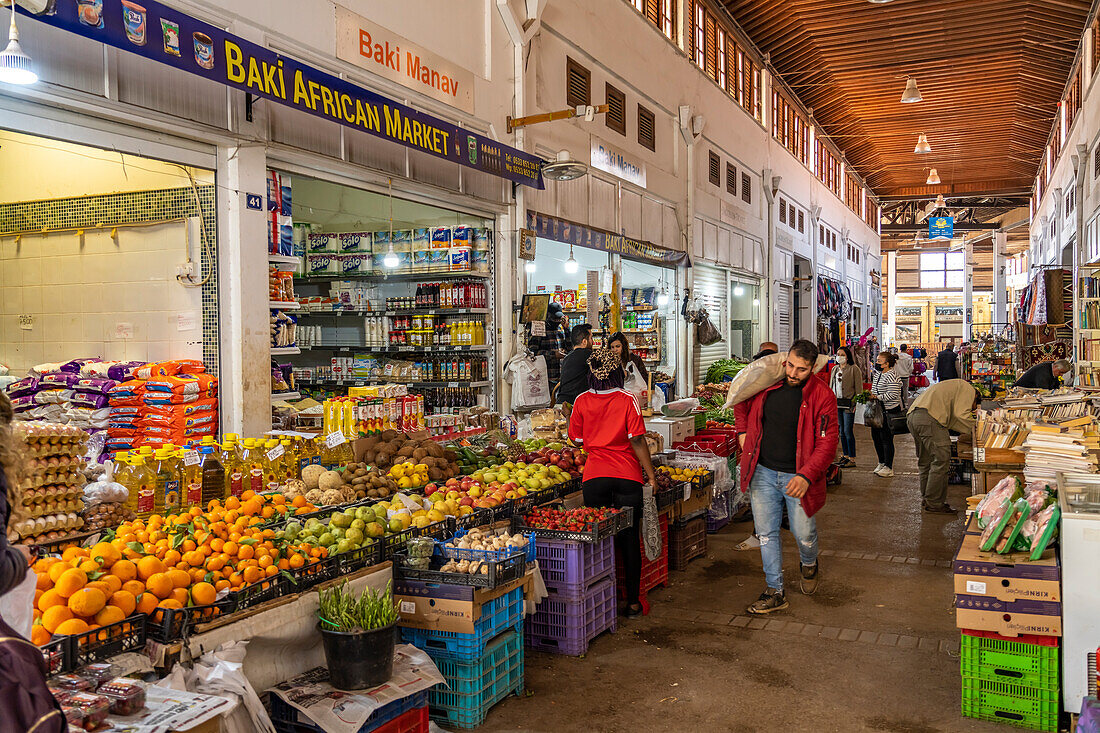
[5,377,39,398]
[75,378,118,395]
[60,358,100,374]
[70,392,111,409]
[108,361,147,381]
[40,372,81,388]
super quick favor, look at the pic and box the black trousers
[871,406,902,467]
[583,476,643,605]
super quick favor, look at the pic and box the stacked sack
[6,359,110,431]
[107,360,218,450]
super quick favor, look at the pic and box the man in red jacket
[735,339,838,614]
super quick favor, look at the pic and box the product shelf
[271,392,302,401]
[296,271,490,283]
[271,347,302,355]
[301,380,490,389]
[298,345,488,353]
[268,254,302,266]
[298,307,490,317]
[270,301,301,310]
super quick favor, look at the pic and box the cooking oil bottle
[263,439,283,491]
[153,448,180,515]
[241,439,266,496]
[181,448,203,508]
[224,439,245,499]
[130,455,158,519]
[199,447,225,506]
[280,439,296,482]
[113,454,136,514]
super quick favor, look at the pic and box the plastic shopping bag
[0,569,37,639]
[624,361,648,407]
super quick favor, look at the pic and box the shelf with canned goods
[301,379,490,389]
[297,344,489,353]
[297,307,490,317]
[295,271,490,283]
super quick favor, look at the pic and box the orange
[223,541,238,557]
[54,618,90,636]
[137,556,166,581]
[237,544,254,561]
[240,489,255,501]
[110,559,137,583]
[257,555,273,569]
[157,599,184,610]
[37,589,65,613]
[292,496,307,508]
[35,569,53,591]
[265,565,278,577]
[241,499,261,516]
[85,580,112,597]
[214,579,230,592]
[122,580,146,598]
[206,556,226,572]
[48,562,72,584]
[62,546,88,563]
[89,542,121,567]
[41,606,74,633]
[225,496,241,511]
[33,558,53,574]
[167,568,191,589]
[242,566,263,584]
[101,574,123,594]
[288,554,305,569]
[54,568,87,598]
[135,593,160,615]
[163,549,182,567]
[77,560,100,576]
[190,582,216,606]
[30,625,51,646]
[67,587,107,618]
[169,587,190,605]
[145,573,174,600]
[94,605,126,627]
[108,590,136,616]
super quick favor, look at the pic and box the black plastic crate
[382,525,418,561]
[31,530,97,555]
[454,507,494,531]
[147,599,236,644]
[41,636,70,676]
[512,488,558,516]
[416,517,455,542]
[396,551,525,589]
[516,506,629,543]
[69,614,146,668]
[229,574,291,611]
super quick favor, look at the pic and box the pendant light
[926,168,941,185]
[0,2,37,85]
[900,77,922,104]
[914,133,931,154]
[563,244,578,274]
[524,260,536,274]
[383,178,398,269]
[657,289,670,306]
[934,194,946,208]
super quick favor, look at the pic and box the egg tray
[395,550,525,589]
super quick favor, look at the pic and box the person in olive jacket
[830,346,862,467]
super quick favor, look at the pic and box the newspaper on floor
[267,644,445,733]
[104,684,237,733]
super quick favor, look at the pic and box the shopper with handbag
[869,351,903,477]
[830,346,862,467]
[567,348,659,617]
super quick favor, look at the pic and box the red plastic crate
[961,629,1059,648]
[672,434,735,457]
[374,706,429,733]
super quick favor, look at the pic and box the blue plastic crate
[270,690,428,733]
[444,529,536,563]
[400,587,524,660]
[428,629,524,729]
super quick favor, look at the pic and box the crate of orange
[69,613,147,669]
[28,491,329,651]
[147,597,238,644]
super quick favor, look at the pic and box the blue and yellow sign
[929,216,954,239]
[29,0,544,189]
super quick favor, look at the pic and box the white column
[887,250,897,344]
[963,237,974,340]
[216,144,270,436]
[993,231,1008,325]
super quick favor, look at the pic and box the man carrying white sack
[732,340,838,614]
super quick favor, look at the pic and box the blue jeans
[838,408,856,458]
[749,465,819,592]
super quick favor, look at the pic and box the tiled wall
[0,182,221,378]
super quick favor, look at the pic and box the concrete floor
[476,430,1013,733]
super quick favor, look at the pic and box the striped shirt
[871,369,903,410]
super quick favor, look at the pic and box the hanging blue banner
[527,211,690,267]
[28,0,544,189]
[929,216,953,239]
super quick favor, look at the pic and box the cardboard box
[394,571,531,634]
[953,530,1061,604]
[672,483,712,522]
[955,594,1062,637]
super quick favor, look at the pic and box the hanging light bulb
[752,298,761,306]
[900,77,922,103]
[926,168,941,185]
[563,245,578,274]
[383,243,398,269]
[914,133,931,154]
[524,260,536,274]
[657,289,670,306]
[734,285,745,296]
[0,3,37,86]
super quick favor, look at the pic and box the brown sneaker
[799,563,819,595]
[746,588,789,614]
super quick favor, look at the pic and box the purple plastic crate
[525,576,617,656]
[537,536,614,598]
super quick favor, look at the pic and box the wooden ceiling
[722,0,1092,200]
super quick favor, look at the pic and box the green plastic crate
[961,676,1060,732]
[960,633,1060,691]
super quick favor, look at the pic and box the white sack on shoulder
[723,353,829,408]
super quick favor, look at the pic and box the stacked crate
[616,514,669,613]
[400,587,525,729]
[668,513,707,571]
[954,519,1062,731]
[526,536,617,656]
[271,691,430,733]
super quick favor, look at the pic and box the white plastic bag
[0,569,37,639]
[650,384,667,413]
[623,361,648,407]
[505,354,551,411]
[854,403,868,426]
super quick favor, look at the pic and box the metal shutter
[775,283,793,352]
[692,263,730,384]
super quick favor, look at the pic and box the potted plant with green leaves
[317,580,399,690]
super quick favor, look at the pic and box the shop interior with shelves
[269,174,496,423]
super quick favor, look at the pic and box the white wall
[0,131,209,376]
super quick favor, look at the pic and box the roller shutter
[692,262,730,384]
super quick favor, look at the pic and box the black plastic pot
[318,621,396,690]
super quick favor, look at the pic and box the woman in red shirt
[567,348,658,617]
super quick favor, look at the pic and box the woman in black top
[608,332,649,384]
